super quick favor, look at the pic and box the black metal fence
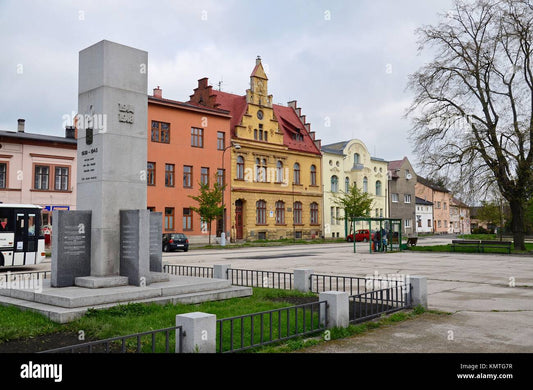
[163,264,213,278]
[41,325,184,353]
[227,268,293,290]
[310,273,368,295]
[216,300,327,353]
[349,285,412,324]
[1,270,51,283]
[309,273,408,296]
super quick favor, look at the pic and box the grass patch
[0,306,63,342]
[457,234,497,240]
[0,287,318,352]
[195,237,346,250]
[408,242,533,254]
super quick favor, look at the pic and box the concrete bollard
[175,312,216,353]
[294,269,313,293]
[319,291,349,329]
[408,275,427,309]
[213,264,231,280]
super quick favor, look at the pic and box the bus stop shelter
[347,217,403,253]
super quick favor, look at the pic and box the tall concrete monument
[76,40,149,285]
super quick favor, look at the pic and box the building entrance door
[235,200,243,239]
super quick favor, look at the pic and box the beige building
[415,176,452,234]
[450,197,471,234]
[0,120,77,228]
[321,139,388,238]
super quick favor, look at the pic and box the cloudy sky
[0,0,454,172]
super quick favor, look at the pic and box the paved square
[161,241,533,352]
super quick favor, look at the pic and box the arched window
[354,153,360,164]
[376,180,382,196]
[345,177,350,192]
[293,201,302,224]
[310,165,317,186]
[331,175,338,193]
[293,163,301,185]
[236,156,244,180]
[310,202,319,225]
[256,200,266,224]
[275,201,285,224]
[363,177,368,193]
[276,161,283,183]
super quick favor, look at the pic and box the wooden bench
[479,240,512,254]
[451,239,512,254]
[451,239,481,252]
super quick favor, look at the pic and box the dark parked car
[162,233,189,252]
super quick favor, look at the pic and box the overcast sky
[0,0,454,173]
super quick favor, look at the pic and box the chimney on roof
[256,55,261,65]
[17,118,25,133]
[153,86,162,99]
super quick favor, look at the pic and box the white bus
[0,204,46,267]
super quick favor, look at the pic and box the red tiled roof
[388,157,406,171]
[209,91,247,137]
[148,95,230,117]
[272,104,321,155]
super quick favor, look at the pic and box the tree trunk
[509,198,526,251]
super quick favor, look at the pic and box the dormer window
[292,131,303,141]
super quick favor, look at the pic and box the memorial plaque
[51,210,91,287]
[149,212,162,272]
[119,210,150,286]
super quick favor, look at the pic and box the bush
[472,226,490,234]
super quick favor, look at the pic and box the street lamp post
[221,142,241,246]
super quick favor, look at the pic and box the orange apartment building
[147,87,232,244]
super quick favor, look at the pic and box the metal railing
[349,285,411,324]
[216,300,327,353]
[41,325,184,353]
[1,270,51,283]
[163,264,213,278]
[309,273,408,296]
[227,268,293,290]
[310,273,368,295]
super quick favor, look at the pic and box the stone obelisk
[75,40,148,286]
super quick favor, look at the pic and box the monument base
[0,274,252,323]
[75,275,129,289]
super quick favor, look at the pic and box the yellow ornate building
[189,57,323,241]
[321,139,389,238]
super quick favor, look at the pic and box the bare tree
[407,0,533,250]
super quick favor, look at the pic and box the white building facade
[321,139,388,239]
[415,196,433,234]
